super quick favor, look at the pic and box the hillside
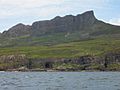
[0,10,120,47]
[0,10,120,71]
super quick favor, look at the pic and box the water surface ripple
[0,72,120,90]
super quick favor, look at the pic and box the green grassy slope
[1,27,120,47]
[0,37,119,59]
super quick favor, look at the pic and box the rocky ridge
[1,10,120,38]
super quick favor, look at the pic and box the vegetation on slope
[0,37,119,59]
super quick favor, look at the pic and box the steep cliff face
[1,10,120,38]
[31,11,97,35]
[0,10,120,47]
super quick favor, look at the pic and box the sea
[0,72,120,90]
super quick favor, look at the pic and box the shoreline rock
[0,52,120,71]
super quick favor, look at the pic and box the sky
[0,0,120,32]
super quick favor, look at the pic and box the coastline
[1,68,120,72]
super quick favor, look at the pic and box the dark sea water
[0,72,120,90]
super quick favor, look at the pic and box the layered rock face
[1,10,120,38]
[31,11,96,35]
[0,11,97,37]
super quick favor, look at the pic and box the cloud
[0,0,108,18]
[0,0,64,7]
[0,0,65,18]
[109,18,120,26]
[0,0,112,32]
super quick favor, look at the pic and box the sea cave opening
[45,62,52,68]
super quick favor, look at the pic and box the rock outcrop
[0,54,28,70]
[24,53,120,71]
[0,52,120,71]
[1,10,120,38]
[2,23,31,37]
[31,10,96,35]
[0,10,120,47]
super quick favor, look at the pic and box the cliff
[0,11,119,47]
[0,52,120,71]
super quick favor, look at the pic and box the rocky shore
[0,52,120,71]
